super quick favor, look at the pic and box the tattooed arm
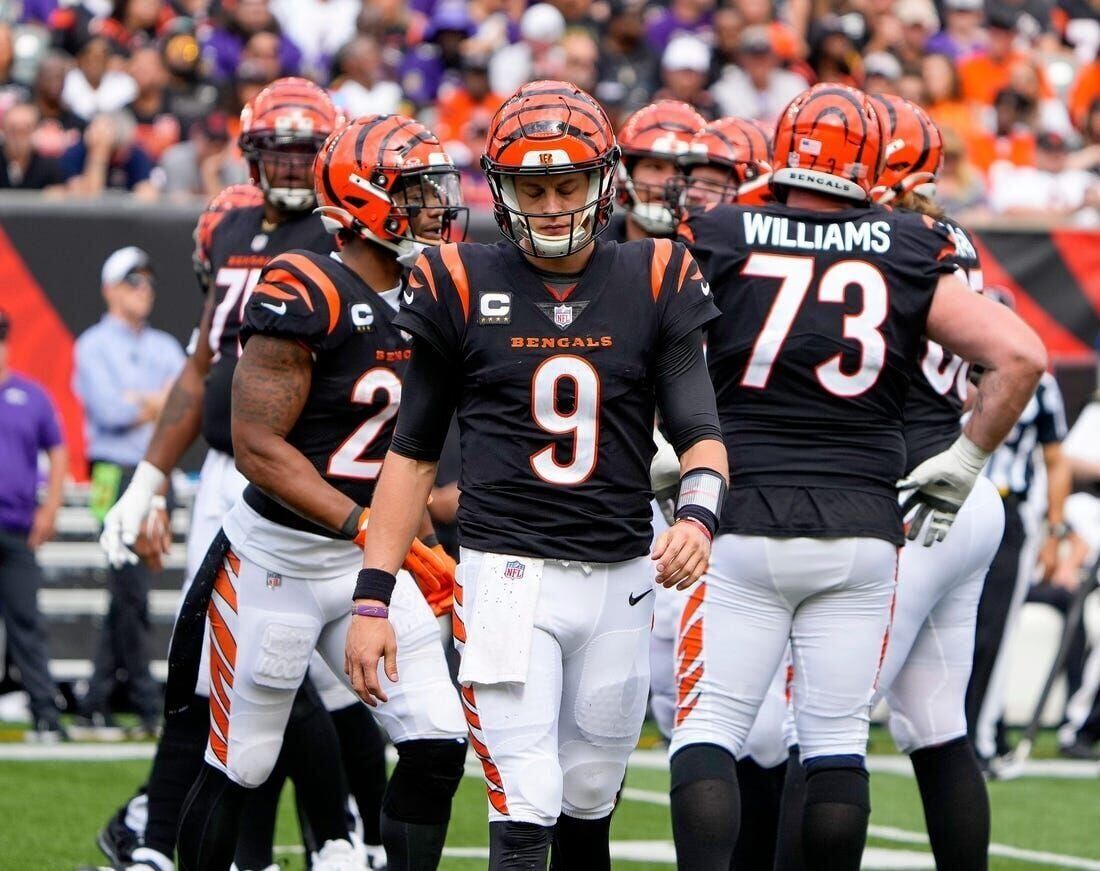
[231,334,359,532]
[144,294,215,474]
[925,274,1046,451]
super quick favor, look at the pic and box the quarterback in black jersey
[668,84,1045,871]
[175,115,472,871]
[94,79,373,871]
[348,81,727,871]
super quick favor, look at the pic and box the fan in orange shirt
[958,10,1054,106]
[1069,58,1100,132]
[435,52,504,145]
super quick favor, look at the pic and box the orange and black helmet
[192,183,264,285]
[681,117,774,206]
[869,94,943,204]
[315,114,466,259]
[772,84,885,202]
[617,100,705,234]
[239,77,345,211]
[481,80,619,258]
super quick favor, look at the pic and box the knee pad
[560,758,625,818]
[804,761,870,812]
[384,738,466,824]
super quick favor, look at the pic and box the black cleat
[97,806,139,868]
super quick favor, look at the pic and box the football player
[345,81,728,870]
[606,99,705,242]
[172,113,469,871]
[670,84,1046,871]
[95,79,378,871]
[679,116,773,208]
[869,93,1004,870]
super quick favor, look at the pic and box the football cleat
[311,838,368,871]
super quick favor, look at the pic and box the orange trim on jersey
[677,217,696,247]
[675,253,693,293]
[873,551,901,690]
[438,244,470,322]
[226,549,241,576]
[279,254,341,336]
[650,238,674,301]
[252,283,302,304]
[409,266,437,301]
[209,599,238,664]
[675,582,706,728]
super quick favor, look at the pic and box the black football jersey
[238,250,410,537]
[395,238,719,562]
[200,205,333,454]
[603,211,628,243]
[683,202,957,544]
[902,216,983,472]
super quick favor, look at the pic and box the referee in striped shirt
[967,354,1071,766]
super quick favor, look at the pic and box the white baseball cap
[521,3,566,43]
[101,246,153,288]
[663,34,711,73]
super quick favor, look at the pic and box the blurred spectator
[595,0,658,118]
[126,46,180,162]
[989,130,1100,222]
[30,52,84,159]
[561,30,600,95]
[709,7,740,76]
[925,0,986,60]
[550,0,601,35]
[0,308,68,743]
[1069,52,1100,132]
[465,0,524,56]
[223,60,270,139]
[48,1,103,58]
[645,0,714,53]
[808,15,861,85]
[202,0,302,82]
[158,110,246,197]
[0,24,31,115]
[401,0,476,107]
[22,0,62,25]
[861,0,904,56]
[331,34,403,119]
[1058,0,1100,64]
[959,11,1054,107]
[0,104,64,189]
[1069,98,1100,173]
[922,52,979,143]
[238,30,286,82]
[935,126,990,218]
[271,0,359,80]
[893,0,939,71]
[712,27,806,122]
[969,86,1039,172]
[862,50,902,94]
[73,247,183,738]
[490,3,564,98]
[99,0,177,55]
[62,35,137,122]
[435,52,502,146]
[159,20,220,134]
[655,34,718,119]
[61,110,158,197]
[988,0,1052,40]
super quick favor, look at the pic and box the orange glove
[352,507,371,548]
[402,538,455,597]
[423,545,456,616]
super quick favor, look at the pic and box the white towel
[458,553,543,687]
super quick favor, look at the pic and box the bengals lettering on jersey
[395,238,719,563]
[682,202,957,544]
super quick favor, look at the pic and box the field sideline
[1,729,1098,871]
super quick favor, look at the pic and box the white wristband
[949,434,991,477]
[130,460,167,500]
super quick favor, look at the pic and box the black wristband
[421,533,440,548]
[675,503,719,538]
[340,505,363,540]
[354,568,397,605]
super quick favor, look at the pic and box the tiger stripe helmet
[481,80,619,258]
[314,114,467,260]
[771,84,886,202]
[192,183,263,285]
[681,117,774,206]
[868,94,943,204]
[239,77,345,212]
[617,100,706,234]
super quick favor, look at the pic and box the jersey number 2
[530,355,600,486]
[741,253,887,397]
[328,369,402,481]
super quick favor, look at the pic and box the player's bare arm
[232,333,360,533]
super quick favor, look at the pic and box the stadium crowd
[0,0,1096,220]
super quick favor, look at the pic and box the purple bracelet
[352,604,390,619]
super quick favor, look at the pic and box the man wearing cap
[655,34,719,119]
[926,0,987,60]
[712,26,807,122]
[0,309,68,742]
[72,247,184,736]
[989,130,1100,221]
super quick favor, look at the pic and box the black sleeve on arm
[390,338,460,462]
[655,327,723,455]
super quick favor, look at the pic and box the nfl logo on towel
[266,571,282,589]
[504,560,526,580]
[553,305,573,328]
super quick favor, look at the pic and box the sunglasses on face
[123,272,155,289]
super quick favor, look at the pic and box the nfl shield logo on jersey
[503,560,526,580]
[553,305,573,328]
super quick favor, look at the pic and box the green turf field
[1,727,1097,871]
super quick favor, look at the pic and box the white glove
[99,460,167,567]
[897,434,990,547]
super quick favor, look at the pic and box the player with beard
[346,81,728,870]
[95,79,382,871]
[670,83,1045,871]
